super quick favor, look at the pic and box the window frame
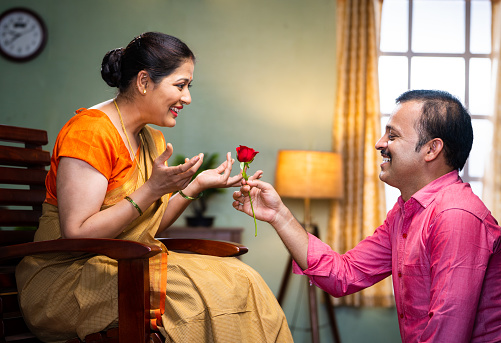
[378,0,492,191]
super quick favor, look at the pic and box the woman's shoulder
[54,108,122,159]
[67,108,114,130]
[59,108,118,141]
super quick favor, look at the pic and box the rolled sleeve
[292,229,392,297]
[292,233,335,277]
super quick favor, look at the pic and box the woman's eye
[176,83,192,90]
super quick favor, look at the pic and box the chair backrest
[0,124,50,342]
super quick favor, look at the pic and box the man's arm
[234,179,393,296]
[294,226,393,297]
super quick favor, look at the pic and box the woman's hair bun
[101,48,124,88]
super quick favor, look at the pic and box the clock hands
[4,25,36,46]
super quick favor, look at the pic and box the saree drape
[326,0,394,307]
[484,0,501,221]
[15,110,292,343]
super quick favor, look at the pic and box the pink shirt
[293,171,501,342]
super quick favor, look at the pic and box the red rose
[236,145,259,163]
[235,145,259,236]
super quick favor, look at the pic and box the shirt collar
[397,170,462,210]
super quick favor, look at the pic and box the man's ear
[424,138,444,162]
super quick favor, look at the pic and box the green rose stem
[241,162,258,237]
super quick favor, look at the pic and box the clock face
[0,8,47,62]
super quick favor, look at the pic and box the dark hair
[101,32,195,95]
[396,89,473,171]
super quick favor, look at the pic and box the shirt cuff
[292,233,337,277]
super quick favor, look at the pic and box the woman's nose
[181,89,192,105]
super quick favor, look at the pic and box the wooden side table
[156,226,244,244]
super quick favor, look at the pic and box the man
[233,90,501,342]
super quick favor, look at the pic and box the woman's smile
[170,106,182,118]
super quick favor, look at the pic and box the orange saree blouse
[45,108,140,206]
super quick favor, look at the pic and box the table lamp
[274,150,344,343]
[275,150,344,231]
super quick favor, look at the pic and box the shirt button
[398,272,402,277]
[429,312,434,318]
[402,233,407,238]
[400,313,404,319]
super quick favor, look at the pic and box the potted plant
[172,153,225,227]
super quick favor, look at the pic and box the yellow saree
[16,117,291,342]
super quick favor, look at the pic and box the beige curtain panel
[484,0,501,221]
[327,0,394,307]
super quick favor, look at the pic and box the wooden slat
[0,126,49,343]
[0,231,36,247]
[0,267,17,289]
[0,146,50,168]
[0,167,47,186]
[0,210,41,227]
[0,189,46,207]
[0,125,48,146]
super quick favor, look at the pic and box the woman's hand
[145,143,203,197]
[232,179,285,225]
[191,152,262,191]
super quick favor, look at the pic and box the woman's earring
[143,89,147,94]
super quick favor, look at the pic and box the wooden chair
[0,124,248,343]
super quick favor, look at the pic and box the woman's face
[145,59,194,127]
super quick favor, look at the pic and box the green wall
[0,1,400,342]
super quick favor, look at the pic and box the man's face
[375,100,428,200]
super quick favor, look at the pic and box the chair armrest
[0,238,162,261]
[0,238,162,342]
[158,238,248,257]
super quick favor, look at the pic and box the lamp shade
[274,150,344,199]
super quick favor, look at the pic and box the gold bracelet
[125,196,143,216]
[179,190,203,201]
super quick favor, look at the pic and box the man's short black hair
[396,89,473,171]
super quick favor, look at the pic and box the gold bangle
[125,196,143,216]
[179,190,203,201]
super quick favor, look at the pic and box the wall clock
[0,8,47,62]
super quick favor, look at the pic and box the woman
[16,32,292,343]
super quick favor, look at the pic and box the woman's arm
[58,144,202,239]
[158,152,248,231]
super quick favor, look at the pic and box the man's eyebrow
[386,124,400,134]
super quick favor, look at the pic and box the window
[378,0,493,209]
